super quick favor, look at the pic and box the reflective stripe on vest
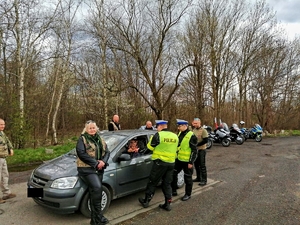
[151,131,178,163]
[178,131,193,162]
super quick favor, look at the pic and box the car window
[101,134,127,152]
[121,135,152,158]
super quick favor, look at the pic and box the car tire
[80,185,111,218]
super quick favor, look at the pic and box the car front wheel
[80,185,111,218]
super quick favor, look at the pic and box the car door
[115,135,153,197]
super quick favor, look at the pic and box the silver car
[27,130,184,217]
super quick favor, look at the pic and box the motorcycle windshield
[255,124,263,131]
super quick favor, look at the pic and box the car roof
[99,129,156,138]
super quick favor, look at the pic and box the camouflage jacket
[0,131,13,158]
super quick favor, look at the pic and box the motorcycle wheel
[221,138,231,147]
[206,139,213,149]
[255,135,262,142]
[235,136,244,145]
[241,134,247,141]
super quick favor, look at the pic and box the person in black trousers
[138,120,179,211]
[76,120,110,225]
[171,119,198,201]
[191,118,208,186]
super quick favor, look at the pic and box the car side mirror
[118,154,131,162]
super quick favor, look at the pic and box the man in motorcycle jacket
[191,118,208,186]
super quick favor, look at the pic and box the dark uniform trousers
[145,159,175,200]
[194,149,207,183]
[172,159,193,196]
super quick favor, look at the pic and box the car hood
[34,153,78,180]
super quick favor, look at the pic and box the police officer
[0,118,16,204]
[172,119,198,201]
[191,118,208,186]
[138,120,179,211]
[76,120,110,225]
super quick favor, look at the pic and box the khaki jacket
[192,127,208,150]
[0,131,13,158]
[76,135,107,168]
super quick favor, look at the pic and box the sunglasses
[86,120,96,124]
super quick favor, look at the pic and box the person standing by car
[191,118,208,186]
[76,120,110,225]
[172,119,198,201]
[0,118,16,204]
[108,115,121,131]
[138,120,179,211]
[139,121,155,130]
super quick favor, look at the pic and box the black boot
[99,215,109,224]
[159,198,171,211]
[199,168,207,186]
[91,214,108,225]
[90,190,109,225]
[90,211,96,225]
[138,194,152,208]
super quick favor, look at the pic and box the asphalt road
[2,136,300,225]
[119,136,300,225]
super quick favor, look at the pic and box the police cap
[155,120,168,125]
[176,119,188,125]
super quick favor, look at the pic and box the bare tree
[251,37,299,132]
[2,0,58,147]
[82,0,120,129]
[179,10,212,119]
[45,0,82,144]
[235,0,277,124]
[105,0,194,119]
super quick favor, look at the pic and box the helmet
[240,121,245,125]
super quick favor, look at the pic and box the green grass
[7,142,76,167]
[291,130,300,136]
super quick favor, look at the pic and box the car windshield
[100,133,127,152]
[67,133,128,156]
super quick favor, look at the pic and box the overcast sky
[264,0,300,39]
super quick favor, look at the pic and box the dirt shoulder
[9,169,33,185]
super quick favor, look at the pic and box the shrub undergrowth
[7,141,76,167]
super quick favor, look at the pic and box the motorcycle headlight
[51,177,78,189]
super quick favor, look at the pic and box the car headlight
[51,177,78,189]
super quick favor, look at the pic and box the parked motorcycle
[208,123,231,147]
[239,121,263,142]
[229,123,245,145]
[204,125,213,149]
